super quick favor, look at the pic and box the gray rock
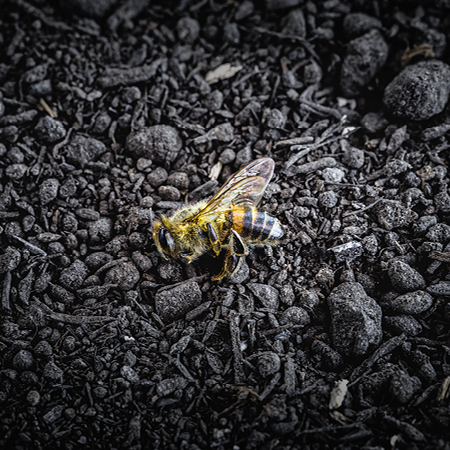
[132,251,153,273]
[156,377,188,397]
[425,223,450,243]
[120,365,139,383]
[297,290,320,312]
[39,178,60,205]
[155,281,203,322]
[235,0,255,21]
[43,361,63,382]
[282,8,306,37]
[0,247,21,274]
[6,147,25,164]
[223,22,240,46]
[167,172,190,191]
[342,12,382,41]
[388,260,425,293]
[258,352,281,377]
[427,281,450,297]
[328,281,383,356]
[176,17,200,44]
[59,260,89,291]
[127,125,182,163]
[342,146,365,168]
[85,252,114,270]
[26,390,41,406]
[390,370,422,404]
[34,116,66,143]
[157,261,184,282]
[383,60,450,120]
[158,185,181,201]
[34,340,53,357]
[360,111,389,134]
[228,258,249,284]
[384,315,423,336]
[87,217,113,244]
[29,80,52,98]
[105,261,140,291]
[413,216,438,237]
[148,167,168,188]
[330,241,363,263]
[340,29,388,97]
[6,163,27,180]
[264,108,286,129]
[375,200,418,230]
[219,148,236,165]
[279,283,295,306]
[434,189,450,213]
[248,283,279,310]
[13,350,34,371]
[279,306,310,327]
[64,133,107,168]
[387,291,434,315]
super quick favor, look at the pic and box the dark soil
[1,0,450,449]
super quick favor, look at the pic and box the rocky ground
[1,0,450,449]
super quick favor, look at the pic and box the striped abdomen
[232,207,283,244]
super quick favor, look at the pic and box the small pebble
[105,261,140,291]
[384,60,450,120]
[322,167,345,183]
[87,217,113,244]
[247,283,279,310]
[258,352,281,377]
[390,370,422,404]
[327,282,382,356]
[34,116,66,142]
[120,365,140,383]
[0,247,21,274]
[384,315,423,336]
[13,350,34,371]
[6,163,28,180]
[340,29,388,97]
[330,241,363,263]
[43,361,64,382]
[387,291,434,315]
[26,390,41,406]
[154,281,203,322]
[39,178,60,205]
[64,133,106,168]
[156,377,188,397]
[176,17,200,44]
[388,260,425,293]
[376,200,418,230]
[59,260,89,291]
[127,125,182,163]
[319,191,339,208]
[279,306,310,327]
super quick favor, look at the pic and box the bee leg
[230,229,247,256]
[211,249,240,281]
[207,223,221,257]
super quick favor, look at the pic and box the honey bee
[152,158,284,280]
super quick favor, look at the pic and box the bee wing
[193,158,275,220]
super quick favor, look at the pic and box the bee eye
[158,227,175,254]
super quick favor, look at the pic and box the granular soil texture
[1,0,450,449]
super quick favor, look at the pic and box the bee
[152,158,284,280]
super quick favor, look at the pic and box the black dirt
[1,1,450,449]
